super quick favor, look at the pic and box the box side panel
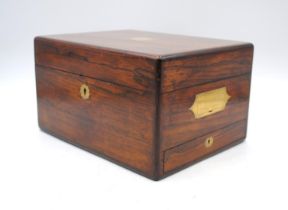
[160,74,251,150]
[161,45,253,93]
[157,46,253,178]
[36,65,156,178]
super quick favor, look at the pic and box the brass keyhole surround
[205,136,214,148]
[80,84,90,100]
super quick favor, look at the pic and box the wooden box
[35,30,253,180]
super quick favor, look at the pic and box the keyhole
[205,136,214,148]
[80,84,90,100]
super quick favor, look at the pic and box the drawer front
[163,120,246,173]
[36,65,155,176]
[160,74,251,150]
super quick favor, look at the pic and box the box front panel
[36,65,156,177]
[35,37,157,92]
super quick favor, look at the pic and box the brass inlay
[189,87,231,119]
[80,84,90,100]
[205,136,214,148]
[130,37,153,41]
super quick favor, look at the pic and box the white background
[1,0,288,209]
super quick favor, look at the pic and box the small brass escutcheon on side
[189,87,231,119]
[205,136,214,148]
[80,84,90,100]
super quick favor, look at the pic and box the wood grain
[161,46,253,92]
[38,30,251,58]
[163,120,246,173]
[159,74,251,151]
[36,65,156,177]
[35,37,157,91]
[35,30,254,180]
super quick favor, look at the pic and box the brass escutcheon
[80,84,90,100]
[205,136,214,148]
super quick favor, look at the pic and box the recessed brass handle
[204,136,214,148]
[189,87,231,119]
[80,84,90,100]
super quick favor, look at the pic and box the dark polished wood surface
[36,65,156,177]
[161,46,253,92]
[160,74,251,150]
[35,37,157,91]
[164,120,246,173]
[35,30,253,180]
[38,30,250,59]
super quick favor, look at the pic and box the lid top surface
[41,30,250,59]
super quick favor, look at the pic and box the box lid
[38,30,251,59]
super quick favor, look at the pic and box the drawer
[163,120,246,174]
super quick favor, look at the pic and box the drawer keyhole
[205,136,214,148]
[80,84,90,100]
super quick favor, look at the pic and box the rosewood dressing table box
[35,30,253,180]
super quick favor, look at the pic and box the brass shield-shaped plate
[189,87,231,119]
